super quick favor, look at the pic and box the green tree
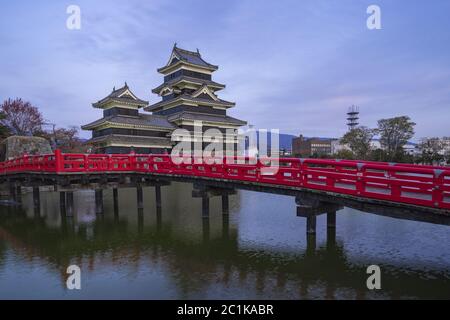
[340,126,377,160]
[370,148,387,162]
[377,116,415,162]
[334,149,355,160]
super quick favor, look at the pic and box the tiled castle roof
[158,45,218,72]
[167,111,247,126]
[81,114,176,130]
[92,83,149,108]
[151,75,225,94]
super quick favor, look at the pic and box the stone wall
[0,136,52,161]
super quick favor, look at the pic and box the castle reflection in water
[0,182,449,299]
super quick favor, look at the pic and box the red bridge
[0,149,449,212]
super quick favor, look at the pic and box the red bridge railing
[0,150,449,210]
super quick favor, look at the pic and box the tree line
[0,98,86,152]
[336,116,449,165]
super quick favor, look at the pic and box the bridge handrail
[0,150,449,210]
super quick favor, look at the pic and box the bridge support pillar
[15,185,22,204]
[33,187,40,208]
[60,192,66,215]
[156,188,162,229]
[327,226,336,250]
[95,189,103,214]
[156,207,162,232]
[138,208,144,233]
[222,194,229,215]
[222,212,229,240]
[296,194,342,239]
[113,188,119,219]
[202,195,210,218]
[9,184,17,202]
[192,185,236,220]
[306,234,316,256]
[155,185,162,210]
[306,215,316,235]
[327,211,336,228]
[202,215,210,241]
[66,191,74,217]
[137,185,144,210]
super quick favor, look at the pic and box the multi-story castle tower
[82,83,174,153]
[145,44,247,151]
[82,44,247,154]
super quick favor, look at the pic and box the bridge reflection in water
[0,182,449,299]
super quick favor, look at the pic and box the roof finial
[196,48,200,54]
[173,42,177,48]
[113,86,115,91]
[124,81,128,88]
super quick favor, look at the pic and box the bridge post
[138,208,144,234]
[95,189,103,214]
[15,185,22,204]
[306,215,316,235]
[66,191,74,217]
[327,225,336,250]
[193,185,235,220]
[222,194,229,215]
[296,195,342,240]
[156,205,162,231]
[155,185,162,230]
[202,194,210,218]
[136,185,144,210]
[327,211,336,228]
[155,185,162,210]
[60,192,66,215]
[202,215,210,241]
[113,188,119,219]
[33,187,40,208]
[306,234,316,256]
[222,212,229,240]
[9,184,17,202]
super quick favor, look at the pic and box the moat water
[0,182,449,299]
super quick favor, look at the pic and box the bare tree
[0,98,44,136]
[418,137,444,165]
[39,125,86,152]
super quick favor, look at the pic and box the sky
[0,0,449,140]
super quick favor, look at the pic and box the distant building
[294,136,419,158]
[403,141,419,156]
[331,139,350,154]
[292,135,336,157]
[440,137,450,155]
[370,139,419,156]
[82,45,247,153]
[370,139,382,150]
